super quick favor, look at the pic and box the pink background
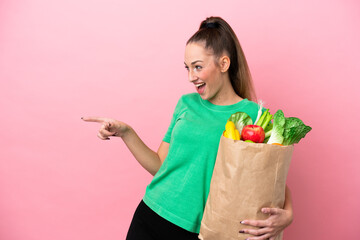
[1,0,359,239]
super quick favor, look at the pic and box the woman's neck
[208,78,243,106]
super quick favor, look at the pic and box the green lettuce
[263,122,273,143]
[227,112,253,134]
[267,110,286,144]
[264,109,312,145]
[282,117,312,145]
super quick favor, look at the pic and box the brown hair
[187,16,257,102]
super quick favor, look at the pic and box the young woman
[82,16,293,240]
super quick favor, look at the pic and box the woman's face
[184,42,226,102]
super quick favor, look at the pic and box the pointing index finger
[81,116,108,123]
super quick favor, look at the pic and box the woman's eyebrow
[191,60,203,65]
[184,60,203,66]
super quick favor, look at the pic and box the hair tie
[205,22,218,29]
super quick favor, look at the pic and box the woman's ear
[219,55,230,73]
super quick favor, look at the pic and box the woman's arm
[82,117,169,176]
[283,185,294,224]
[121,127,169,175]
[239,185,293,240]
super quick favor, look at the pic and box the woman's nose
[188,70,198,82]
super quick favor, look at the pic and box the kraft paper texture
[199,136,294,240]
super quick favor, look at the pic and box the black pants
[126,200,199,240]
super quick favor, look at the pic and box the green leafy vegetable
[282,117,312,145]
[227,112,253,134]
[254,108,273,143]
[267,110,286,144]
[225,102,312,145]
[255,109,273,130]
[254,100,264,125]
[264,122,273,138]
[263,122,273,143]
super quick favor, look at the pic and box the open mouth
[195,83,206,94]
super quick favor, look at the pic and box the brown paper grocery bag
[199,135,294,240]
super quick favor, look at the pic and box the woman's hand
[82,116,164,175]
[239,207,293,240]
[81,116,130,140]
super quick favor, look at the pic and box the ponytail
[187,17,257,102]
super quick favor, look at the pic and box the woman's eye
[184,66,189,71]
[195,65,202,70]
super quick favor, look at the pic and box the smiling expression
[184,42,233,104]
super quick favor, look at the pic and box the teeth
[195,83,205,88]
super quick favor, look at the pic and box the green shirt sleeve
[163,96,184,143]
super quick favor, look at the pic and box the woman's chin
[198,93,208,100]
[197,89,215,102]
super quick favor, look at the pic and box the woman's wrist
[120,124,132,139]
